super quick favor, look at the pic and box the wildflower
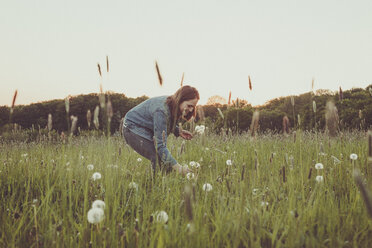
[92,172,102,181]
[226,160,232,166]
[261,201,269,207]
[350,153,358,160]
[186,172,195,180]
[315,175,324,183]
[137,158,142,162]
[315,163,324,170]
[195,125,206,135]
[87,164,94,170]
[21,153,28,157]
[189,161,200,169]
[66,162,70,166]
[202,183,213,192]
[128,182,139,191]
[87,208,104,224]
[92,200,105,210]
[252,188,259,195]
[154,211,168,223]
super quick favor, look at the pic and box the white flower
[128,182,139,191]
[202,183,213,192]
[87,208,104,224]
[195,125,205,135]
[350,153,358,160]
[92,172,102,181]
[137,158,142,162]
[315,163,324,170]
[315,175,324,183]
[189,161,200,169]
[87,164,94,170]
[21,153,28,157]
[186,172,195,180]
[252,188,259,195]
[66,162,70,166]
[92,200,105,210]
[261,201,269,207]
[154,211,168,223]
[226,160,232,166]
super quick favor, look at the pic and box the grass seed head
[86,110,92,128]
[93,106,100,129]
[155,61,163,86]
[250,111,259,137]
[325,101,339,137]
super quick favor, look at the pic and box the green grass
[0,131,371,247]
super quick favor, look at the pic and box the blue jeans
[123,126,171,173]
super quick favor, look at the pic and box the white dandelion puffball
[350,153,358,160]
[226,160,232,166]
[92,200,105,210]
[137,158,142,162]
[315,175,324,183]
[189,161,200,169]
[154,211,168,223]
[186,172,195,180]
[315,163,324,170]
[128,182,139,191]
[202,183,213,192]
[87,164,94,170]
[195,125,205,135]
[92,172,102,181]
[87,208,104,224]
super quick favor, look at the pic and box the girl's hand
[180,130,193,140]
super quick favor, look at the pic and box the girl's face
[179,98,198,121]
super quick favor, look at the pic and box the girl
[123,85,199,175]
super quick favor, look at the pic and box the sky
[1,0,372,107]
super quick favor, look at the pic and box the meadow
[0,130,371,247]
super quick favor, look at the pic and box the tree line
[1,85,372,136]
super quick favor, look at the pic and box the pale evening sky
[1,0,372,107]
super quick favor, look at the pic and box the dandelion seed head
[189,161,200,169]
[186,172,195,180]
[87,164,94,170]
[92,172,102,181]
[202,183,213,192]
[87,208,104,224]
[154,211,168,223]
[137,158,142,162]
[315,163,324,170]
[350,153,358,160]
[226,160,232,166]
[315,175,324,183]
[195,125,206,135]
[92,200,105,210]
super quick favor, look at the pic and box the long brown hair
[166,85,200,132]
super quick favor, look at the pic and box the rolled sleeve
[153,110,178,166]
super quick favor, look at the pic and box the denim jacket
[123,96,180,166]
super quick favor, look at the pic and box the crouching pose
[123,85,199,175]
